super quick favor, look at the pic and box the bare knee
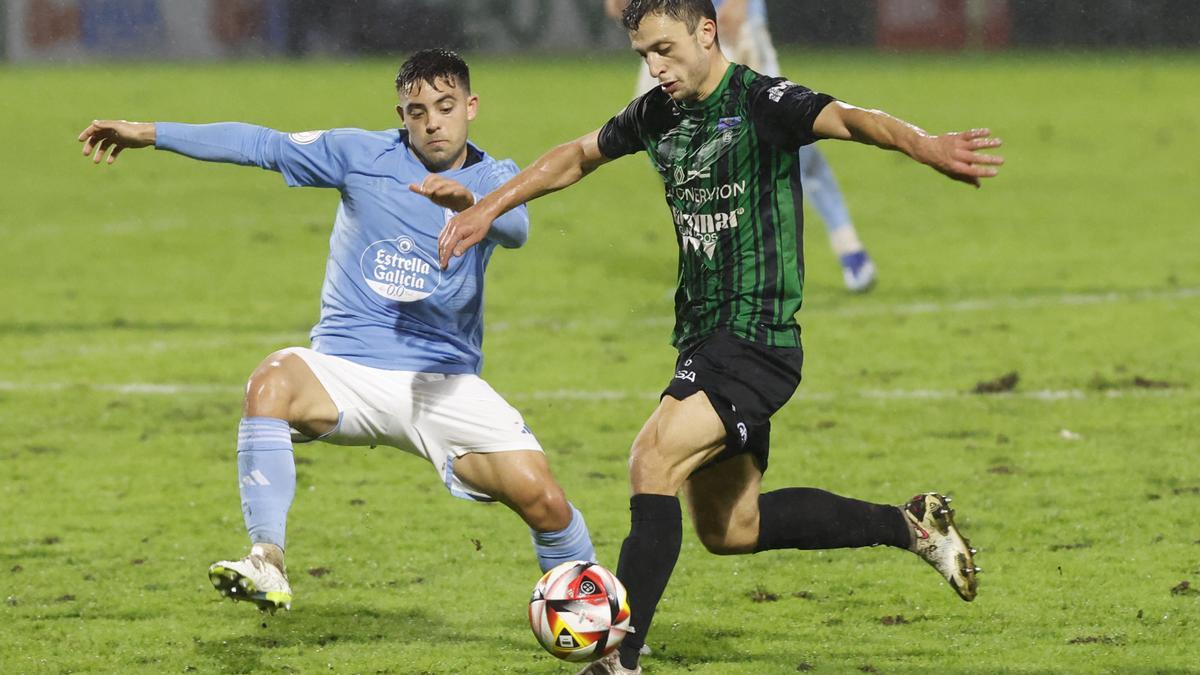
[245,349,332,425]
[244,352,297,415]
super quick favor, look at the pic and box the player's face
[397,76,479,172]
[630,12,719,102]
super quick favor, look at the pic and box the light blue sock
[531,503,595,572]
[237,416,296,549]
[799,145,854,236]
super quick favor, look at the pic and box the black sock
[755,488,910,552]
[616,494,681,670]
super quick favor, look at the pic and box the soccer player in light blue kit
[607,0,877,291]
[77,50,595,613]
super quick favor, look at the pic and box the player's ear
[395,103,406,122]
[465,95,479,122]
[698,17,717,49]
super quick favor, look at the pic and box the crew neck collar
[680,63,735,113]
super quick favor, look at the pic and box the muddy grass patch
[973,371,1018,394]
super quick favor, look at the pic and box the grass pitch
[1,52,1198,673]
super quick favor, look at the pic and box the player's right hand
[78,120,155,165]
[437,204,493,269]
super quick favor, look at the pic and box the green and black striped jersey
[598,64,834,349]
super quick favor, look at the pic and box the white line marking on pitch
[824,286,1200,318]
[0,381,1191,402]
[0,381,242,395]
[8,287,1193,360]
[510,388,1194,402]
[488,285,1200,331]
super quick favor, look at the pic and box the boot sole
[208,564,292,614]
[928,494,978,602]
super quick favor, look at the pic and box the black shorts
[661,330,803,473]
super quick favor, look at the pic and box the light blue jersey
[712,0,767,21]
[155,123,528,374]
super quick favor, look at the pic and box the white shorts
[284,347,543,502]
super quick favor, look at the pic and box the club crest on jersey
[716,116,742,131]
[360,236,442,302]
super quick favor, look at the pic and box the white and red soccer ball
[528,561,631,662]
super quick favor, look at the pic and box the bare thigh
[628,392,728,495]
[454,450,572,532]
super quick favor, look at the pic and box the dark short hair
[395,48,470,95]
[621,0,716,32]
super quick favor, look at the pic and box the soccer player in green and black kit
[439,1,1004,672]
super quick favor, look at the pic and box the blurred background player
[76,49,594,613]
[607,0,877,292]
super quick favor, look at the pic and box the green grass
[2,51,1198,673]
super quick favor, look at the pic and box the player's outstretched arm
[437,130,611,268]
[812,102,1004,187]
[78,120,156,165]
[81,120,347,188]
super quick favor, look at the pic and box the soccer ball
[528,560,631,662]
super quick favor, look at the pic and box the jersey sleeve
[477,158,529,249]
[747,78,836,151]
[153,122,350,188]
[264,129,350,188]
[597,93,651,159]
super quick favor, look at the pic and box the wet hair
[621,0,716,32]
[395,48,470,95]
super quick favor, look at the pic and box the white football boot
[574,651,641,675]
[901,493,979,601]
[208,546,293,613]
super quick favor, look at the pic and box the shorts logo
[288,130,326,145]
[674,369,696,383]
[736,422,748,446]
[360,236,442,302]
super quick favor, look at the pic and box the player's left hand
[437,204,493,269]
[409,175,476,213]
[920,129,1005,187]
